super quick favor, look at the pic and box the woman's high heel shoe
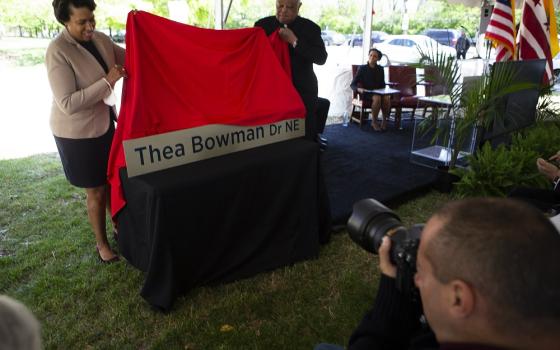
[96,245,120,264]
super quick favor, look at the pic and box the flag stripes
[518,0,554,84]
[485,0,516,61]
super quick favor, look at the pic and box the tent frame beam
[214,0,233,29]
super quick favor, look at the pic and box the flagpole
[363,0,373,64]
[214,0,223,29]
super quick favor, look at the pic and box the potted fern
[415,45,539,185]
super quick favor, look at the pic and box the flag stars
[534,0,542,6]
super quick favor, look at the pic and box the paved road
[0,37,125,160]
[0,59,56,160]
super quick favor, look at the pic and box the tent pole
[363,0,373,64]
[224,0,233,25]
[214,0,224,29]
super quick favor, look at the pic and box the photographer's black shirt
[347,275,508,350]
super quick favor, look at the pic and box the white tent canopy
[210,0,486,117]
[212,0,493,61]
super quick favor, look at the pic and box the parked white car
[374,35,456,65]
[321,30,346,46]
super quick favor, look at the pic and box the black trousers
[300,93,317,141]
[316,97,330,134]
[509,187,560,213]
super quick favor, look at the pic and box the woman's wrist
[553,172,560,190]
[102,77,113,89]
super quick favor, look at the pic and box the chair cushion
[399,95,419,107]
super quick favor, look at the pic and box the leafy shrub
[452,143,541,197]
[513,121,560,157]
[452,122,560,197]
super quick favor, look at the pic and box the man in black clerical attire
[255,0,328,141]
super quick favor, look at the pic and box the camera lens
[347,198,424,297]
[347,198,404,254]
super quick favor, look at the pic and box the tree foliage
[316,2,360,34]
[1,0,557,38]
[408,0,480,36]
[0,0,55,37]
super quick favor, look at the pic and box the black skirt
[54,122,115,188]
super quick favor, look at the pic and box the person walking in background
[255,0,328,141]
[455,30,470,59]
[46,0,126,263]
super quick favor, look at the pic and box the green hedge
[453,122,560,197]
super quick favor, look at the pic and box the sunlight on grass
[0,48,46,66]
[0,154,452,348]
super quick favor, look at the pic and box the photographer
[318,198,560,350]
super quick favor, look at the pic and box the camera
[347,198,423,297]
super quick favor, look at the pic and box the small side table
[411,95,477,168]
[418,94,452,119]
[366,87,401,128]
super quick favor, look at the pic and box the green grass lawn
[0,153,451,349]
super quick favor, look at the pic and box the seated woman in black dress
[350,48,391,131]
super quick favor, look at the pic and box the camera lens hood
[347,198,402,254]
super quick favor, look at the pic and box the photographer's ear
[447,280,475,318]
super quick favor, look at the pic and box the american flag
[518,0,559,85]
[485,0,516,61]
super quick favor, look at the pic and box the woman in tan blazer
[46,0,126,263]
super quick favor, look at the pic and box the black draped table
[117,138,329,310]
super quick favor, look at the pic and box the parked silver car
[321,30,346,46]
[374,35,456,65]
[344,31,389,47]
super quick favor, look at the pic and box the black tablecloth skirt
[117,139,330,310]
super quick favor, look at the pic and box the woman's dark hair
[52,0,96,25]
[369,48,383,58]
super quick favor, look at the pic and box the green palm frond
[416,45,539,168]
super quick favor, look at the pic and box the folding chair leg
[395,108,402,129]
[359,108,365,127]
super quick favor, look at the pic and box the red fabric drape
[108,11,305,217]
[268,29,292,78]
